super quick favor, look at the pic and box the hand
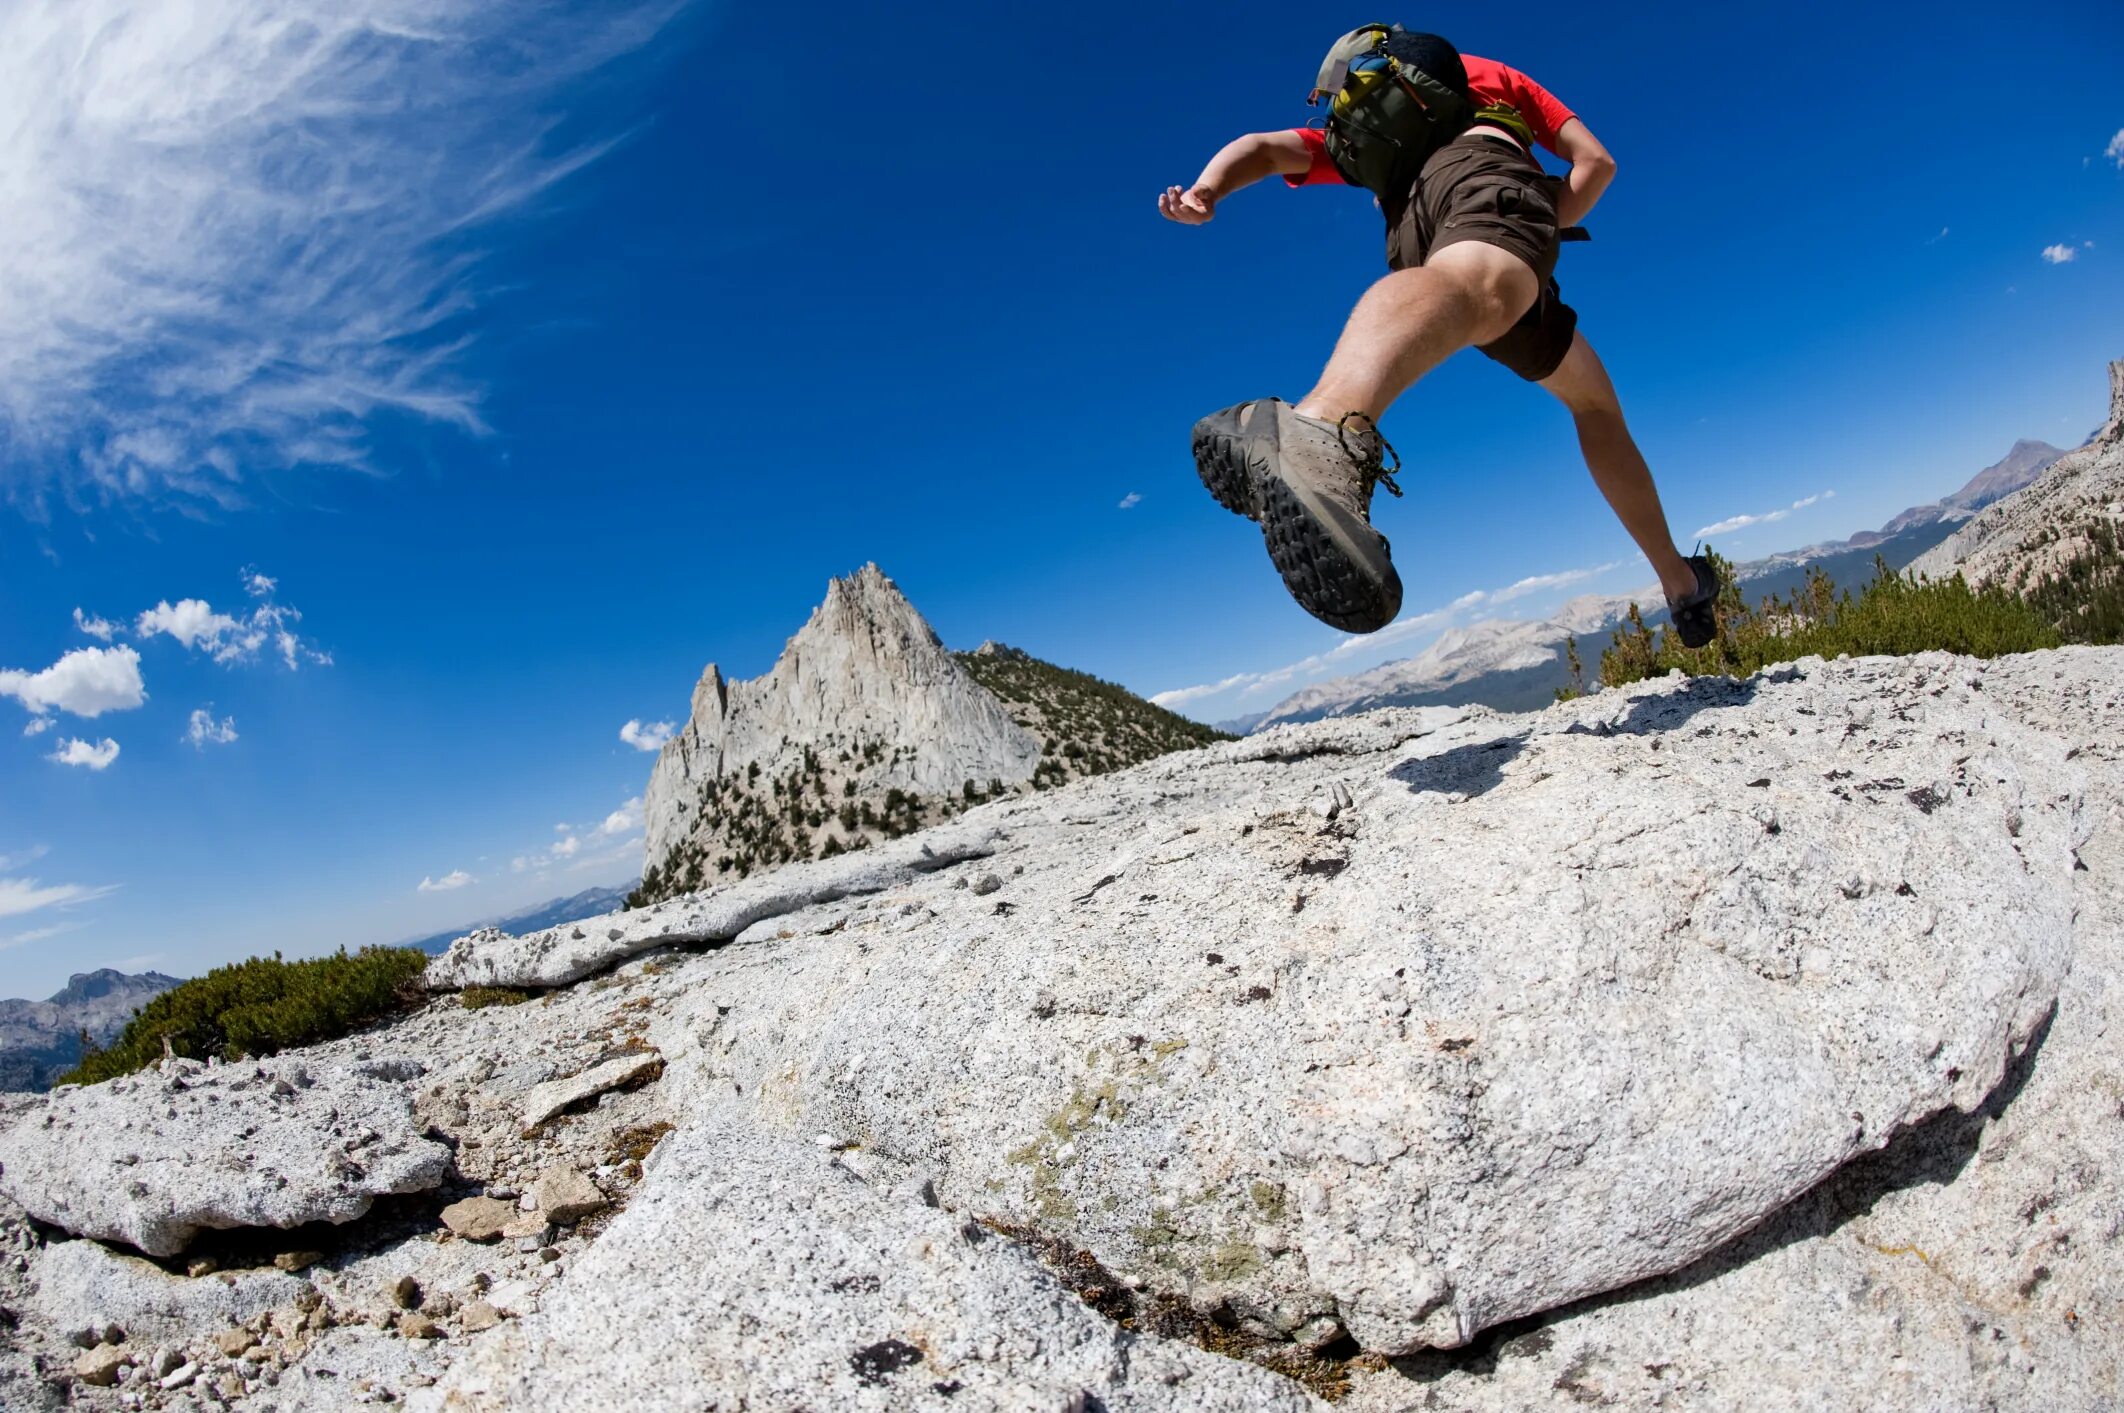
[1157,184,1217,224]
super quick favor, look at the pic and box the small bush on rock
[62,947,430,1085]
[1571,552,2060,694]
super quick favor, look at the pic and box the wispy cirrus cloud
[0,0,686,514]
[0,874,117,922]
[1693,491,1834,542]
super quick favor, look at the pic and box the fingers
[1157,185,1211,224]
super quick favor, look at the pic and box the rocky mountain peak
[635,570,1224,904]
[798,563,940,653]
[638,569,1042,898]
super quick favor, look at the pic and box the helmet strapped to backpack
[1310,25,1473,199]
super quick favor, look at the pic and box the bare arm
[1158,130,1316,225]
[1551,118,1616,228]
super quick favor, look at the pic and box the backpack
[1309,25,1474,200]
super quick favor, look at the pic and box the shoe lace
[1336,412,1403,498]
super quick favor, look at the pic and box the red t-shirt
[1285,55,1577,187]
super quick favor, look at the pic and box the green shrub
[1572,551,2061,694]
[62,947,430,1085]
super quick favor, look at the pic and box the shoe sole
[1194,409,1403,634]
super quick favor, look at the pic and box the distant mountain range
[1235,593,1636,734]
[399,884,638,957]
[0,969,180,1092]
[1230,435,2069,733]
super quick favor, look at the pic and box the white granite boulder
[0,1056,448,1257]
[674,654,2083,1351]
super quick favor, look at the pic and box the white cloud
[1693,491,1834,542]
[601,797,646,836]
[1151,672,1259,710]
[1489,561,1629,605]
[418,870,475,893]
[2107,129,2124,169]
[2041,244,2078,265]
[137,599,244,651]
[620,719,676,752]
[1118,492,1143,510]
[184,708,238,748]
[73,608,119,640]
[49,737,121,770]
[0,645,146,718]
[23,718,52,737]
[134,571,329,667]
[0,0,685,514]
[513,794,648,877]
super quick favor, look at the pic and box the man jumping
[1161,26,1718,646]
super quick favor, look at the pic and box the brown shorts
[1385,133,1578,383]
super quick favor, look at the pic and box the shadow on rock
[1569,675,1764,739]
[1389,736,1526,802]
[1382,1001,2057,1386]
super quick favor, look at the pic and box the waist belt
[1560,227,1591,242]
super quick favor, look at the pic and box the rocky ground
[1,648,2120,1410]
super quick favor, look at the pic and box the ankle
[1657,561,1700,603]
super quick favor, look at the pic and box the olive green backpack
[1309,24,1473,199]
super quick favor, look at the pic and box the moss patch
[459,986,535,1010]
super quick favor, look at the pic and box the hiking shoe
[1667,554,1721,650]
[1192,398,1405,633]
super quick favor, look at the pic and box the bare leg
[1294,242,1540,422]
[1539,332,1696,603]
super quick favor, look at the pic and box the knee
[1462,267,1538,344]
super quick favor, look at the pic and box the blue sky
[2,0,2120,999]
